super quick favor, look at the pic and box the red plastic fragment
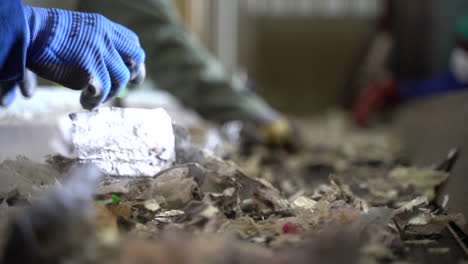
[282,222,300,234]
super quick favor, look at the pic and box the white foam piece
[70,107,175,177]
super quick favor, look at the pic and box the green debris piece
[97,194,121,205]
[111,194,121,203]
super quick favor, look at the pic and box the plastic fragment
[282,222,300,234]
[144,200,161,212]
[97,194,121,205]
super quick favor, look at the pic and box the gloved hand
[258,117,301,152]
[23,6,146,109]
[352,78,400,127]
[0,70,36,106]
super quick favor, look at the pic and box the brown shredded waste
[0,111,466,264]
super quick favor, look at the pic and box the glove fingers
[111,23,146,85]
[120,54,146,85]
[0,71,37,107]
[112,23,141,45]
[19,70,37,98]
[128,61,146,85]
[103,54,131,102]
[80,69,112,110]
[120,52,145,85]
[0,82,18,107]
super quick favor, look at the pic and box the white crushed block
[70,107,175,177]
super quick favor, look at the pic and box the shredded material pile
[0,111,466,264]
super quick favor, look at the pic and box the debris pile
[0,110,466,263]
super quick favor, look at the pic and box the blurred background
[176,0,467,114]
[177,0,381,114]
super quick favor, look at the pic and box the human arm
[77,0,280,124]
[352,68,467,127]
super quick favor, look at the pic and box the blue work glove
[23,6,146,109]
[0,70,36,106]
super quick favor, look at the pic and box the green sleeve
[77,0,279,124]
